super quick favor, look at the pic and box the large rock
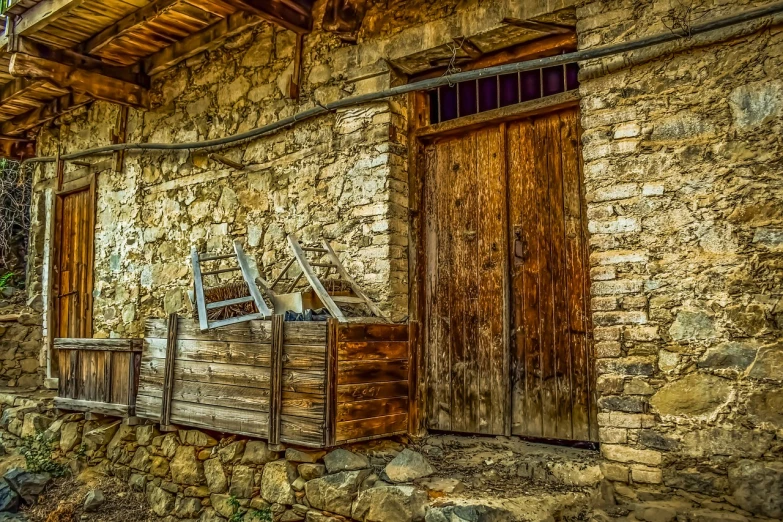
[323,449,369,474]
[384,450,434,483]
[728,460,783,518]
[3,469,52,505]
[229,465,254,499]
[199,507,226,522]
[352,485,428,522]
[218,441,246,463]
[242,441,277,465]
[650,374,731,416]
[746,344,783,382]
[298,463,326,481]
[305,469,371,517]
[83,489,105,512]
[179,430,218,447]
[697,342,757,370]
[286,448,326,464]
[204,458,228,494]
[146,484,175,517]
[0,481,19,512]
[82,419,119,452]
[746,389,783,428]
[262,459,297,505]
[668,310,716,341]
[59,423,81,452]
[20,414,52,439]
[136,425,159,446]
[129,446,151,472]
[211,494,235,518]
[174,496,202,518]
[171,446,206,485]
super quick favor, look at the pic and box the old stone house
[0,0,780,520]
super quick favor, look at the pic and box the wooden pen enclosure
[136,317,414,448]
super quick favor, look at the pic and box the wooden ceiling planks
[93,2,224,65]
[0,79,69,122]
[0,0,316,142]
[29,0,153,49]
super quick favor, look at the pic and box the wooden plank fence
[136,316,417,448]
[54,338,142,416]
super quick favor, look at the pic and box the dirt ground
[22,469,162,522]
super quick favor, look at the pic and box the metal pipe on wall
[19,0,783,170]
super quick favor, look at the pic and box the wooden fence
[54,338,142,416]
[137,316,416,448]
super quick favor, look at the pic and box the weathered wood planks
[422,107,596,442]
[139,317,413,448]
[139,317,328,447]
[55,338,141,415]
[332,320,411,445]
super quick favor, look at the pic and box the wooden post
[160,313,178,426]
[325,318,339,447]
[408,320,422,437]
[288,33,303,100]
[112,105,128,173]
[268,314,284,446]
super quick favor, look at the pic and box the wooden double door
[423,107,597,441]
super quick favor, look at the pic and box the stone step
[426,490,595,522]
[416,434,603,494]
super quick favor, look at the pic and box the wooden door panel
[56,187,94,339]
[424,124,509,435]
[508,108,596,441]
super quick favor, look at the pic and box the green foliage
[227,496,272,522]
[0,271,13,290]
[76,443,88,459]
[20,431,68,476]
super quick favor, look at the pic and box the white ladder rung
[200,253,235,261]
[206,295,255,310]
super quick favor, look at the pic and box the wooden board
[333,322,410,444]
[55,184,94,339]
[423,124,509,435]
[55,338,139,414]
[138,317,327,447]
[507,108,596,441]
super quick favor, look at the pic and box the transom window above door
[427,63,580,125]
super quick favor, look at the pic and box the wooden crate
[137,316,416,448]
[54,338,142,416]
[330,322,413,445]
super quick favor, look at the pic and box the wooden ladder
[191,240,272,331]
[286,234,389,322]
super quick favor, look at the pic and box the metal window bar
[429,63,578,125]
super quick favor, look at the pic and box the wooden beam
[144,9,264,76]
[0,138,34,159]
[0,0,85,48]
[322,0,367,37]
[502,18,574,35]
[226,0,312,34]
[0,91,93,136]
[289,32,303,99]
[78,0,182,55]
[15,36,149,87]
[9,53,148,108]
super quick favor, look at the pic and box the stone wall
[0,287,43,391]
[28,0,574,338]
[577,0,783,517]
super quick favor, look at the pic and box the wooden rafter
[144,9,263,76]
[77,0,183,56]
[9,53,147,108]
[0,91,92,136]
[13,36,149,86]
[0,138,35,159]
[322,0,367,37]
[0,0,85,49]
[225,0,312,34]
[502,18,574,35]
